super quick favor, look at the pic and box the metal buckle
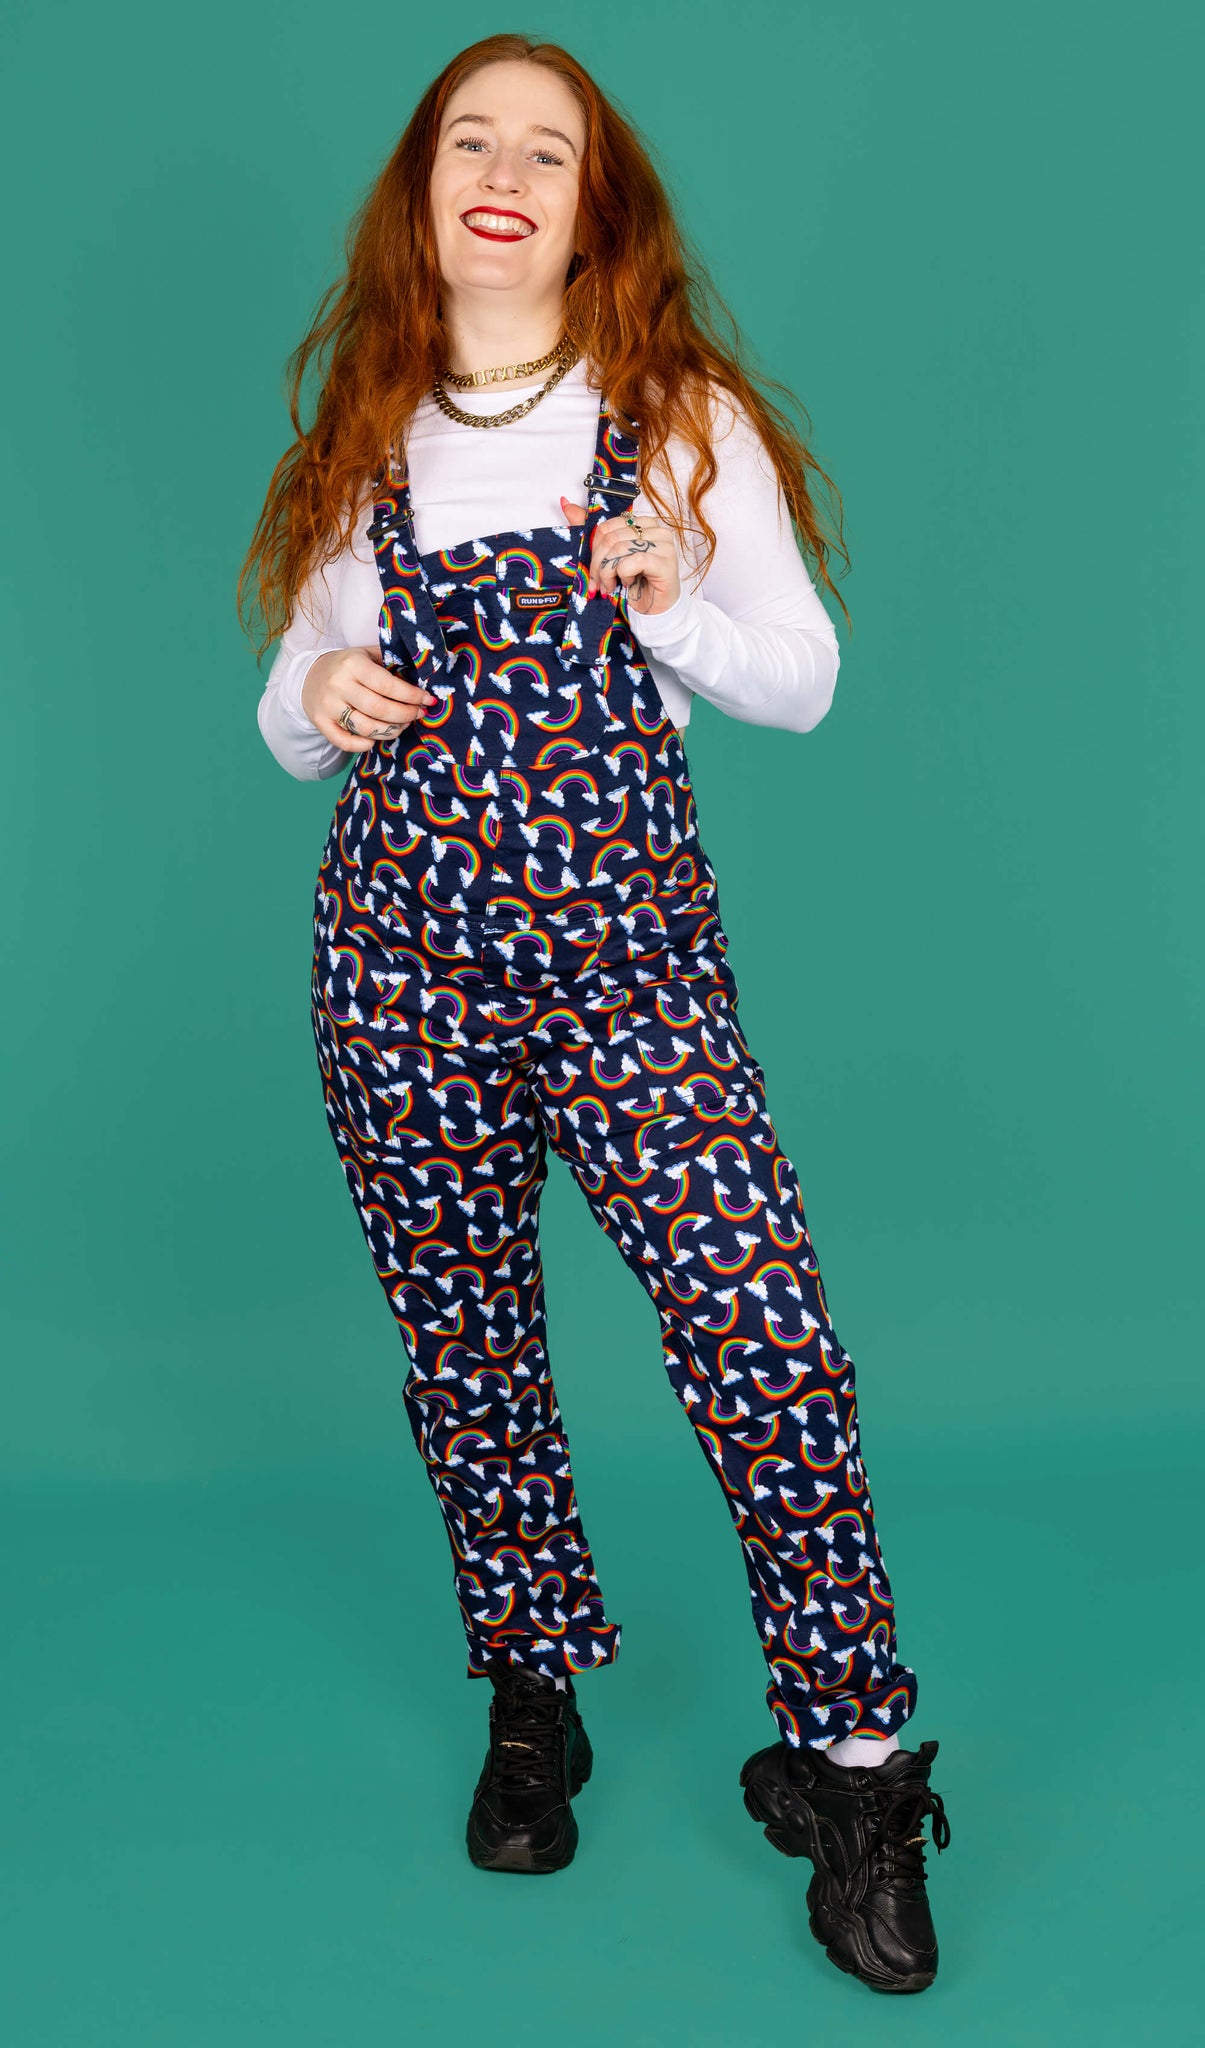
[584,472,639,500]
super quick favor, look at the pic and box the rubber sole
[467,1727,593,1875]
[740,1754,936,1995]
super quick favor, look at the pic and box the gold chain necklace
[431,338,581,430]
[442,336,569,388]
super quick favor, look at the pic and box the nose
[481,146,524,195]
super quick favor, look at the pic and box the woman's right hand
[301,645,437,752]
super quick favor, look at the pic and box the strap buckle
[584,471,640,501]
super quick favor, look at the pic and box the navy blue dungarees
[310,393,918,1749]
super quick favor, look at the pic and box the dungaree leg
[531,974,919,1752]
[310,873,621,1681]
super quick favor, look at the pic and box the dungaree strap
[365,446,453,679]
[557,402,641,671]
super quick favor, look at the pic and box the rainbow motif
[495,546,545,584]
[473,699,520,748]
[437,540,493,571]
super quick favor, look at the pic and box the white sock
[824,1731,902,1768]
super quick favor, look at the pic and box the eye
[450,135,565,166]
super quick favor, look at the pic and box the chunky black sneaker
[740,1738,950,1993]
[466,1662,593,1874]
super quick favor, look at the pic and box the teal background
[4,1,1201,2039]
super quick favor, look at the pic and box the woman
[240,33,950,1995]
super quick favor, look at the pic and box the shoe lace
[854,1780,952,1892]
[490,1689,565,1793]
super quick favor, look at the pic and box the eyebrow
[446,112,579,157]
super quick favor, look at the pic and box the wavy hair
[237,32,851,655]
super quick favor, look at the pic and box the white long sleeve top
[256,358,841,781]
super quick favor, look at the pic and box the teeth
[462,212,534,236]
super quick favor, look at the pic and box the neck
[441,289,566,378]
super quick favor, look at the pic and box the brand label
[509,588,569,613]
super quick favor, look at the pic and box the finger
[344,654,438,709]
[589,515,666,595]
[587,517,627,596]
[370,672,439,709]
[359,687,431,729]
[591,528,653,598]
[325,701,423,749]
[319,714,378,753]
[329,681,430,744]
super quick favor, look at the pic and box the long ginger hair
[238,33,851,655]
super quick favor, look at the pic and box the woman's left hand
[560,496,681,616]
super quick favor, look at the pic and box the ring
[625,512,645,536]
[338,704,358,735]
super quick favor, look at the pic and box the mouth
[459,209,537,242]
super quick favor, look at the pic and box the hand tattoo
[600,539,655,569]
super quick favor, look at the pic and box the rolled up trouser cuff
[465,1620,622,1680]
[768,1662,919,1750]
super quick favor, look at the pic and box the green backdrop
[4,2,1201,2040]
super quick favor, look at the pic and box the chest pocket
[507,586,570,640]
[433,580,611,766]
[432,581,569,627]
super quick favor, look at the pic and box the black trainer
[740,1737,951,1993]
[466,1662,593,1874]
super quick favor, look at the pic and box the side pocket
[595,887,735,1003]
[575,977,757,1143]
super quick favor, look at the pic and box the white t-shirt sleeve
[626,391,840,733]
[256,550,356,783]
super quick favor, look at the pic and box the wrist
[637,583,683,618]
[626,582,694,635]
[299,649,337,722]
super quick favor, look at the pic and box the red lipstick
[460,208,537,242]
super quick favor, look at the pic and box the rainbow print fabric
[308,400,917,1748]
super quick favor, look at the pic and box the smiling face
[429,60,586,309]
